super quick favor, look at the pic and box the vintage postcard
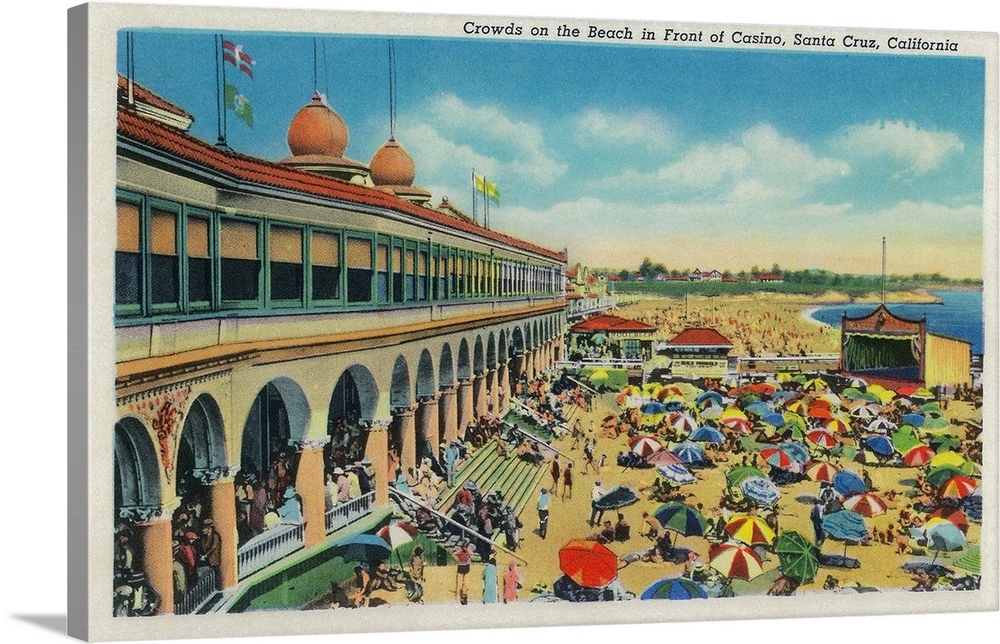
[69,2,998,641]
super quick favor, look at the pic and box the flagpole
[214,34,224,147]
[221,34,229,147]
[472,169,477,225]
[484,176,489,229]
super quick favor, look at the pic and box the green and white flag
[224,83,253,127]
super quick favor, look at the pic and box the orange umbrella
[559,540,619,588]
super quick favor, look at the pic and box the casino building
[113,75,566,614]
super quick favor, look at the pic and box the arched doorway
[388,355,412,465]
[326,365,379,471]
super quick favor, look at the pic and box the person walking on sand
[589,479,606,526]
[550,457,561,496]
[503,561,523,604]
[454,538,474,602]
[482,549,499,604]
[562,462,573,500]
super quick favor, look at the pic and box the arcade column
[438,387,458,444]
[487,368,499,417]
[366,419,391,507]
[137,512,175,613]
[416,397,440,459]
[497,363,510,415]
[206,470,239,589]
[525,350,535,380]
[393,407,417,476]
[473,372,488,420]
[456,379,474,437]
[294,436,331,548]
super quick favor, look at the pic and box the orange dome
[287,92,349,157]
[369,137,416,187]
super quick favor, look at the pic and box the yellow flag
[474,173,500,205]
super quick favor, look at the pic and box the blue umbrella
[739,476,780,506]
[901,413,925,427]
[697,390,725,407]
[821,510,868,542]
[833,470,867,497]
[745,402,772,417]
[924,520,967,552]
[653,502,706,537]
[642,401,668,415]
[640,577,708,600]
[663,399,686,412]
[778,441,810,463]
[657,463,696,485]
[332,533,392,562]
[762,413,787,427]
[865,435,895,457]
[691,426,725,443]
[671,441,706,464]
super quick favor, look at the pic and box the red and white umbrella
[629,435,664,458]
[938,476,978,501]
[843,493,888,517]
[378,521,420,549]
[806,461,840,482]
[760,447,793,469]
[670,413,699,434]
[903,445,935,467]
[927,506,970,534]
[806,430,837,449]
[709,543,765,581]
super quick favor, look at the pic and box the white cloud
[575,108,676,151]
[402,93,567,187]
[835,121,964,175]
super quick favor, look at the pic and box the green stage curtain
[843,334,918,371]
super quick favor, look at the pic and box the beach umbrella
[806,461,839,482]
[846,376,868,388]
[653,502,707,537]
[892,426,923,454]
[640,576,708,600]
[911,387,935,401]
[920,402,944,416]
[842,387,864,401]
[739,476,781,507]
[864,435,895,457]
[726,466,768,487]
[818,393,843,407]
[332,533,393,563]
[725,514,776,546]
[843,493,887,517]
[720,407,749,422]
[901,413,925,427]
[629,435,664,458]
[807,406,833,420]
[922,417,951,432]
[778,441,811,463]
[825,418,851,434]
[646,448,684,466]
[925,466,965,488]
[641,401,668,415]
[671,441,706,464]
[657,463,696,485]
[697,390,725,408]
[558,540,619,588]
[927,506,969,534]
[809,398,831,410]
[928,434,961,453]
[722,417,752,433]
[670,413,699,435]
[691,426,725,443]
[866,385,896,404]
[849,403,881,419]
[833,470,867,497]
[930,451,967,470]
[655,384,685,400]
[821,510,867,543]
[378,521,419,549]
[744,401,772,417]
[867,418,896,433]
[803,377,828,392]
[923,518,967,553]
[643,382,665,397]
[762,413,786,427]
[806,430,837,449]
[760,447,793,469]
[775,530,820,584]
[938,476,978,501]
[699,404,723,420]
[709,543,765,581]
[904,445,936,467]
[785,400,808,416]
[589,369,611,387]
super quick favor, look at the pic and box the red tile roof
[117,94,563,262]
[666,328,733,347]
[117,74,193,121]
[569,313,656,334]
[842,304,924,335]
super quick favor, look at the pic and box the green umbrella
[929,434,961,453]
[922,417,951,431]
[653,502,707,537]
[892,426,923,454]
[775,530,820,584]
[726,466,768,487]
[925,465,965,488]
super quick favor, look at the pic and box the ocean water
[809,290,984,354]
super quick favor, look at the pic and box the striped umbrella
[646,448,684,466]
[709,543,765,581]
[806,430,837,449]
[657,463,696,485]
[904,445,935,467]
[938,476,978,501]
[724,515,776,546]
[867,418,897,433]
[785,400,809,416]
[739,476,781,507]
[653,502,707,537]
[760,447,793,469]
[670,413,699,435]
[691,426,725,443]
[825,418,851,434]
[928,506,969,534]
[726,466,768,487]
[843,492,887,517]
[629,435,664,458]
[378,521,420,549]
[778,441,810,463]
[640,576,708,601]
[671,441,706,464]
[806,461,839,482]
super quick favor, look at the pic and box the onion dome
[370,137,416,187]
[287,92,349,157]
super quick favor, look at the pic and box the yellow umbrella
[720,407,748,422]
[724,514,776,546]
[643,382,664,397]
[930,451,967,469]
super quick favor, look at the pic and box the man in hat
[589,479,606,526]
[356,459,373,495]
[335,467,351,503]
[537,487,550,539]
[278,486,303,524]
[200,519,223,581]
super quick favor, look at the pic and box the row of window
[115,191,565,321]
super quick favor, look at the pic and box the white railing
[174,565,217,615]
[237,522,305,580]
[325,491,376,534]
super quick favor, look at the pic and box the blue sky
[119,29,985,278]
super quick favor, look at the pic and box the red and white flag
[222,40,256,78]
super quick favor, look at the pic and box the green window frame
[115,192,144,318]
[267,222,305,308]
[148,198,183,314]
[345,234,375,305]
[310,228,343,306]
[185,207,215,312]
[219,214,263,309]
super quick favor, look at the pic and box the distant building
[750,273,784,283]
[567,313,656,361]
[660,327,734,378]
